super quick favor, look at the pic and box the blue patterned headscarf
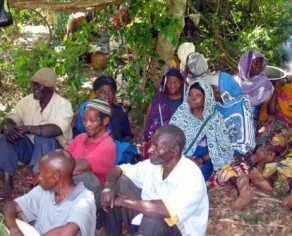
[216,72,256,154]
[170,80,234,171]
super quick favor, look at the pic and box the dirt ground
[0,163,292,236]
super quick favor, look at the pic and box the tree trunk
[147,0,187,87]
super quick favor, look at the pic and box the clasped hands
[2,124,30,144]
[101,184,124,213]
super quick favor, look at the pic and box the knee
[138,216,167,235]
[116,175,134,195]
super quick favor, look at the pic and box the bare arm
[21,124,63,138]
[101,166,123,211]
[2,201,24,236]
[267,90,277,115]
[1,119,62,142]
[72,158,92,176]
[43,222,79,236]
[267,80,285,115]
[115,198,170,219]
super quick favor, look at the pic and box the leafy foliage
[94,1,182,125]
[185,0,292,70]
[273,178,288,198]
[0,214,9,236]
[1,0,292,125]
[240,214,263,225]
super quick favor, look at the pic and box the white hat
[178,42,195,70]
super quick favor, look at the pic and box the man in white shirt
[101,124,209,236]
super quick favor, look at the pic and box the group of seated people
[0,45,291,235]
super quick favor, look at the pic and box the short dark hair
[190,82,205,95]
[41,149,76,176]
[155,125,186,153]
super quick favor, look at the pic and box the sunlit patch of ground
[22,25,49,34]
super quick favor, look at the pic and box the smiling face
[95,85,115,105]
[249,57,264,77]
[83,108,108,138]
[148,132,174,166]
[187,87,205,110]
[166,76,183,99]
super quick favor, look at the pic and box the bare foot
[232,184,253,210]
[250,168,273,192]
[284,195,292,209]
[251,146,275,164]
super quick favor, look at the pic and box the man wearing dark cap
[74,75,134,141]
[0,68,73,199]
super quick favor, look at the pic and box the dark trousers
[0,134,61,175]
[73,171,102,210]
[102,176,182,236]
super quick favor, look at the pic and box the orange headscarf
[277,83,292,117]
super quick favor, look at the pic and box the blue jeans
[0,134,61,175]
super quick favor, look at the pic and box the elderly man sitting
[101,125,209,236]
[2,149,96,236]
[0,68,73,199]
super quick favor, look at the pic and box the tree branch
[10,0,125,12]
[187,0,237,72]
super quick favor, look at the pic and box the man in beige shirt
[0,68,73,199]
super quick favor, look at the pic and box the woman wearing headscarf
[199,71,275,193]
[185,52,209,84]
[235,50,274,124]
[171,81,273,210]
[186,52,256,154]
[143,67,188,157]
[235,50,274,106]
[170,80,234,180]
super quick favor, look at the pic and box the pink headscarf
[235,50,274,106]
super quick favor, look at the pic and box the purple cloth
[235,50,274,106]
[144,68,188,141]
